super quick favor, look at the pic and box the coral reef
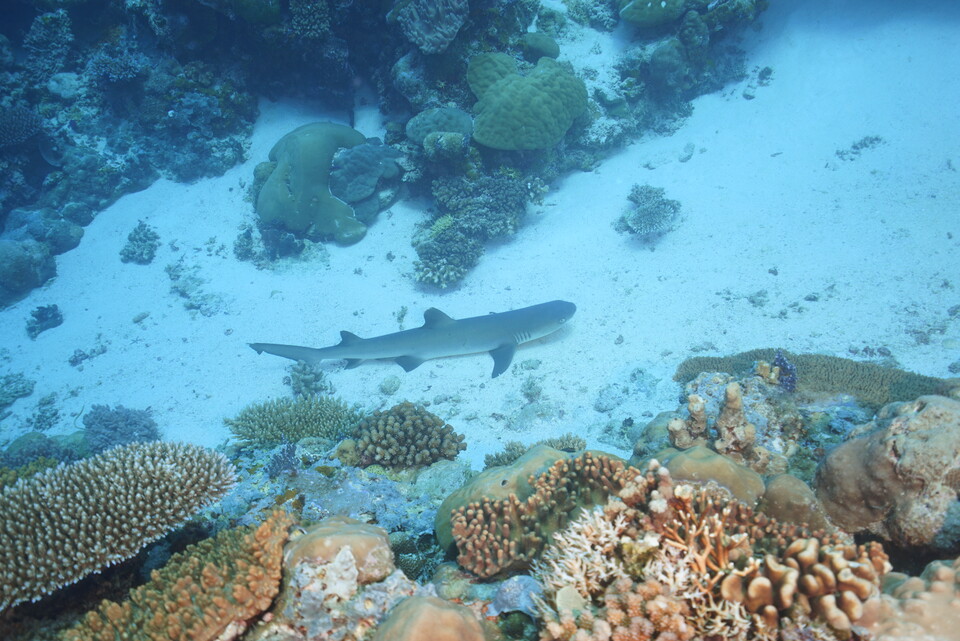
[370,595,484,641]
[119,220,161,265]
[674,348,960,411]
[25,303,62,339]
[442,448,638,578]
[62,510,292,641]
[0,372,36,414]
[260,516,427,641]
[815,395,960,550]
[224,395,363,447]
[0,442,235,612]
[405,107,473,146]
[353,402,466,469]
[0,238,56,308]
[534,461,888,640]
[614,184,682,241]
[863,555,960,640]
[470,56,588,151]
[82,404,161,453]
[389,0,469,54]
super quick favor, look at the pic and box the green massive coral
[468,55,587,151]
[255,122,368,245]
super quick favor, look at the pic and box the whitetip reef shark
[249,300,576,378]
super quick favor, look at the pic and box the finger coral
[0,441,236,613]
[354,402,465,469]
[62,509,292,641]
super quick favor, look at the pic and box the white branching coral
[533,506,630,601]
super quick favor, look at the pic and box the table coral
[815,395,960,550]
[62,510,292,641]
[0,441,235,613]
[353,401,466,469]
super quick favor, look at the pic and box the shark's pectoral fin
[394,355,426,372]
[344,359,364,369]
[489,343,517,378]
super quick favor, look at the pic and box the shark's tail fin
[248,342,326,365]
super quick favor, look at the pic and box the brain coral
[62,510,292,641]
[470,57,587,151]
[0,441,235,612]
[354,401,466,469]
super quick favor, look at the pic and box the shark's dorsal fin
[489,343,517,378]
[395,355,426,372]
[422,308,455,329]
[338,331,362,345]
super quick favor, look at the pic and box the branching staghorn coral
[0,442,235,613]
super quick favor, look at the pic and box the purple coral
[773,349,798,392]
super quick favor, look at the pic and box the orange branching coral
[62,510,293,641]
[450,452,641,578]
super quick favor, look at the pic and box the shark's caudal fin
[489,343,517,378]
[248,342,325,364]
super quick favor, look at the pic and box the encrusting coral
[353,402,466,469]
[61,510,292,641]
[225,395,363,447]
[0,441,235,613]
[533,460,891,640]
[674,348,960,411]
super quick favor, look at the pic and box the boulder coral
[815,395,960,550]
[370,595,484,641]
[255,122,368,245]
[468,55,587,151]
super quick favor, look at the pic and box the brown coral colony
[355,401,465,468]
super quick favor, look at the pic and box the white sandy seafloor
[1,0,958,472]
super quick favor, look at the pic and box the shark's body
[250,300,576,378]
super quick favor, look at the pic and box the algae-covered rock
[255,122,368,245]
[619,0,687,29]
[471,57,587,151]
[520,32,560,62]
